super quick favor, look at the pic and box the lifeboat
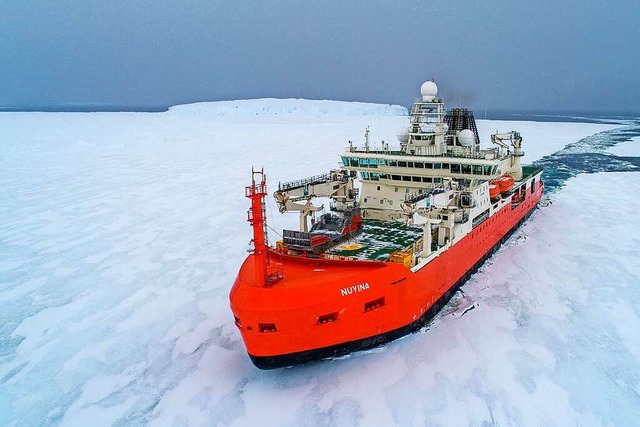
[489,184,500,200]
[497,174,514,193]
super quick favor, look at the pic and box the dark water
[485,111,638,124]
[533,119,640,195]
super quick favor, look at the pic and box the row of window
[341,156,498,176]
[361,172,445,183]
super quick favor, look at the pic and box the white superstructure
[341,80,526,222]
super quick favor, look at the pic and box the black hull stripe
[249,206,538,370]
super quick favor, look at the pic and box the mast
[245,168,268,287]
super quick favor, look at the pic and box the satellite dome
[458,129,475,147]
[420,80,438,101]
[396,127,410,143]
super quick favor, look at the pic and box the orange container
[389,250,412,268]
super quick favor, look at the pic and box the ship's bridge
[340,151,503,185]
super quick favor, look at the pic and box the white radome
[396,127,410,143]
[420,80,438,101]
[458,129,475,146]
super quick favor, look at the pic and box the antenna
[364,126,370,152]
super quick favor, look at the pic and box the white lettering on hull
[340,282,370,297]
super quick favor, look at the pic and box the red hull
[230,178,544,368]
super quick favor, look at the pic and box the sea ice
[0,100,636,426]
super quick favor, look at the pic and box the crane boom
[274,169,358,232]
[491,131,525,180]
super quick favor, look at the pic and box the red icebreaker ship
[230,80,544,369]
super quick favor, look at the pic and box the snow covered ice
[1,100,639,426]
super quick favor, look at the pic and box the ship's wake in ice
[535,120,640,193]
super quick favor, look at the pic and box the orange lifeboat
[497,174,514,193]
[489,184,500,200]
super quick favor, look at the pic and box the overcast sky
[1,0,638,114]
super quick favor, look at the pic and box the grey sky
[1,0,638,114]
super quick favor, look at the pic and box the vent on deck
[444,108,480,147]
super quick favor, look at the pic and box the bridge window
[402,176,411,182]
[425,163,433,169]
[412,176,421,182]
[433,177,442,183]
[415,162,424,168]
[451,164,461,174]
[462,164,472,174]
[392,175,401,180]
[473,165,483,175]
[388,160,398,167]
[341,156,349,166]
[398,161,407,167]
[362,172,369,180]
[483,165,492,175]
[350,158,358,167]
[422,177,432,183]
[442,163,450,169]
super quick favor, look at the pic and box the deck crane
[273,169,358,232]
[491,131,525,180]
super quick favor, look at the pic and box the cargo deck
[326,219,423,261]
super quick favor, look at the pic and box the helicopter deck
[325,219,423,261]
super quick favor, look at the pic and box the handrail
[279,173,332,191]
[345,148,503,160]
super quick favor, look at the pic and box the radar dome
[396,127,410,143]
[420,80,438,101]
[458,129,475,147]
